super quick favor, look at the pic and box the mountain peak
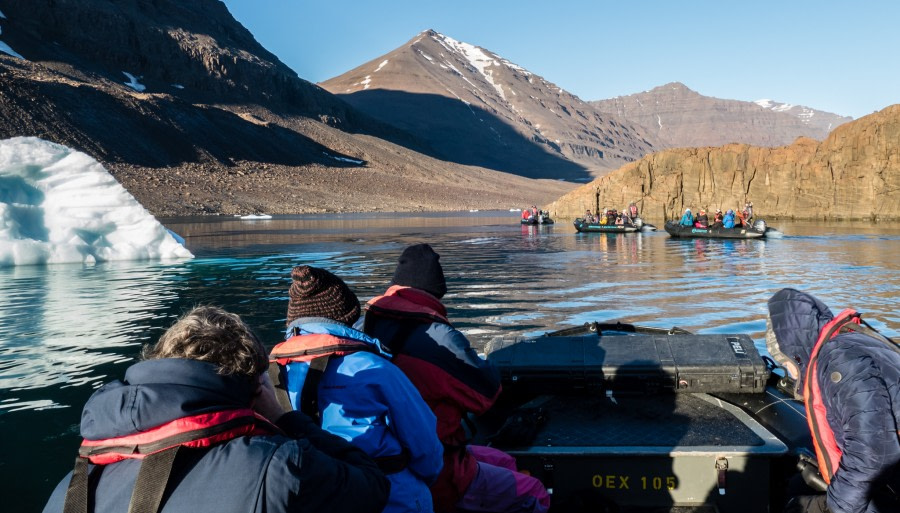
[321,30,658,180]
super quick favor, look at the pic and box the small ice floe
[239,214,272,220]
[122,72,146,92]
[469,209,479,212]
[171,84,185,90]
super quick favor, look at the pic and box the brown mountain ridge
[591,82,852,149]
[0,0,573,215]
[321,30,659,182]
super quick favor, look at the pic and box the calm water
[2,211,899,511]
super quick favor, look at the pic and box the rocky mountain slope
[591,82,852,149]
[321,30,659,182]
[547,105,900,221]
[0,0,572,215]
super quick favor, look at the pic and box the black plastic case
[485,334,769,394]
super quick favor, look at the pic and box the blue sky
[222,1,898,119]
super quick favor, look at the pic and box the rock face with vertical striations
[321,29,660,182]
[547,105,900,221]
[591,82,852,149]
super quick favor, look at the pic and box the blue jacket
[768,289,900,513]
[43,358,389,513]
[723,211,736,228]
[679,210,694,226]
[282,319,444,513]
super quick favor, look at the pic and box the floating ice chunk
[0,137,193,266]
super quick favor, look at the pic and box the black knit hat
[390,243,447,299]
[286,266,360,326]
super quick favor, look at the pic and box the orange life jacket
[804,309,861,484]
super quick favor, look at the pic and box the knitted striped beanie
[286,266,360,326]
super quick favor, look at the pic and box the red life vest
[270,332,378,366]
[80,408,277,465]
[269,332,381,417]
[804,309,862,484]
[65,408,278,513]
[364,285,450,325]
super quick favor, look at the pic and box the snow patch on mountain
[756,99,816,123]
[375,59,389,72]
[431,32,506,100]
[122,72,146,92]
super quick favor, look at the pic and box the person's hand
[784,494,829,513]
[252,372,287,423]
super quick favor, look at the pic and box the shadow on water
[337,90,591,181]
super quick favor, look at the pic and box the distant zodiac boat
[664,219,774,239]
[521,213,554,225]
[573,217,656,233]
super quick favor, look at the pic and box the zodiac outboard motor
[634,217,643,230]
[754,219,767,232]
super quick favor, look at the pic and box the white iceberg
[0,137,193,266]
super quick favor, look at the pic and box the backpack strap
[838,317,900,354]
[63,447,182,513]
[267,361,293,414]
[299,355,331,421]
[125,447,181,513]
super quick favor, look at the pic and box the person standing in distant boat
[743,202,754,225]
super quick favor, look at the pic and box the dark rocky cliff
[0,0,575,215]
[548,105,900,221]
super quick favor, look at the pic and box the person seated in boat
[694,209,709,228]
[271,266,444,513]
[620,206,632,225]
[360,244,551,513]
[711,209,724,228]
[606,209,617,225]
[521,208,532,221]
[679,208,694,226]
[614,213,625,225]
[531,205,539,219]
[766,288,899,513]
[44,306,390,513]
[722,209,736,228]
[583,209,595,223]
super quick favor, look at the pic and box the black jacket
[43,358,390,513]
